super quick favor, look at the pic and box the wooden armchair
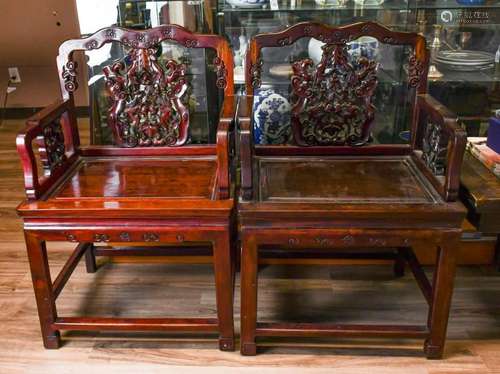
[238,22,467,358]
[16,25,236,351]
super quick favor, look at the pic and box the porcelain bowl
[308,36,379,65]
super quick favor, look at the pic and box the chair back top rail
[58,24,234,99]
[246,21,428,95]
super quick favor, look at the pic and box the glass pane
[85,40,221,145]
[254,38,416,145]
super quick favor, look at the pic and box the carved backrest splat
[247,21,429,147]
[103,48,189,147]
[57,25,233,148]
[291,43,378,146]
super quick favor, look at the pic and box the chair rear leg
[213,231,235,351]
[393,247,406,277]
[84,243,97,273]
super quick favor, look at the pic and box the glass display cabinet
[77,0,221,145]
[216,0,500,143]
[76,0,500,145]
[415,1,500,137]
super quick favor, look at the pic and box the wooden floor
[1,118,499,373]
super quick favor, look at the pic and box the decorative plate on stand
[226,0,268,8]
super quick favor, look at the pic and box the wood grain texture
[14,24,237,351]
[54,158,218,199]
[239,22,467,359]
[1,119,500,371]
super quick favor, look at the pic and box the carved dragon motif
[290,43,378,146]
[103,48,189,147]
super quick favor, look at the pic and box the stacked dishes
[434,50,495,72]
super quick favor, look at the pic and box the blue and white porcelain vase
[252,89,292,145]
[348,36,379,60]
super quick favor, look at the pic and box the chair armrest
[216,96,237,199]
[16,98,80,200]
[415,94,467,202]
[238,95,254,201]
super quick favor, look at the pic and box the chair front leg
[495,234,500,272]
[213,231,235,351]
[424,236,458,359]
[240,235,258,355]
[24,232,61,349]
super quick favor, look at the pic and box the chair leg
[213,231,235,351]
[84,243,97,273]
[240,235,258,356]
[424,238,458,359]
[393,248,406,277]
[24,232,61,349]
[495,234,500,272]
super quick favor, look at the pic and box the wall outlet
[8,67,21,83]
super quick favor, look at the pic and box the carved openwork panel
[42,120,67,171]
[290,43,378,146]
[103,47,190,147]
[422,122,447,176]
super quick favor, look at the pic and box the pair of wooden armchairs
[16,22,466,359]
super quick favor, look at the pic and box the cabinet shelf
[219,0,500,13]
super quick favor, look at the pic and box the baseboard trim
[2,106,89,119]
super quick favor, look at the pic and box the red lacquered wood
[246,21,428,96]
[53,317,219,332]
[255,144,411,157]
[80,145,217,157]
[84,244,97,273]
[216,96,237,199]
[255,323,429,338]
[239,21,465,359]
[17,99,80,199]
[238,96,254,200]
[24,233,60,349]
[16,25,236,351]
[93,245,212,257]
[57,24,233,100]
[416,94,467,202]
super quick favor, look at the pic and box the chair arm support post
[216,96,237,200]
[416,94,467,202]
[16,131,39,199]
[238,96,254,201]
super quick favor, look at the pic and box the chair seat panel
[53,156,218,200]
[257,156,442,204]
